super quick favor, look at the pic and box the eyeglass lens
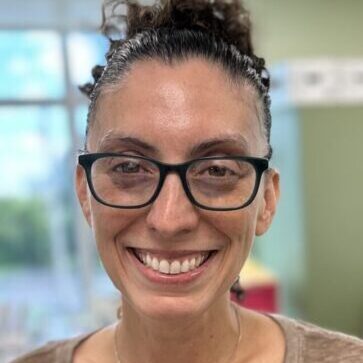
[91,156,160,207]
[187,158,256,209]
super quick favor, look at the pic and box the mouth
[126,247,217,283]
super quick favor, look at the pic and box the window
[0,29,116,362]
[0,31,65,100]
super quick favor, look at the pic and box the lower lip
[127,249,217,285]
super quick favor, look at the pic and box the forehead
[89,58,264,158]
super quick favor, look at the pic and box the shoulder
[10,340,68,363]
[270,314,363,363]
[10,332,94,363]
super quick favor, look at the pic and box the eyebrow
[97,132,158,154]
[189,135,251,157]
[96,132,250,158]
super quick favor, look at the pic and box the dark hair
[80,0,272,158]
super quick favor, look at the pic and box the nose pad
[145,173,199,238]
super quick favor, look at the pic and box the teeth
[181,260,190,273]
[189,257,196,270]
[159,260,170,274]
[136,251,210,275]
[196,255,202,267]
[170,261,181,274]
[151,257,159,271]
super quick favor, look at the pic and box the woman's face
[76,58,279,320]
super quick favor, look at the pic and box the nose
[145,173,200,239]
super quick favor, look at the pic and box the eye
[189,159,253,181]
[206,165,234,177]
[195,161,240,178]
[113,161,142,174]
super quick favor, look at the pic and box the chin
[124,290,218,322]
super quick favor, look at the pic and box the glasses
[78,153,269,211]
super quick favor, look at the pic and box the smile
[129,248,215,276]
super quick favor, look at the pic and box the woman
[13,0,363,362]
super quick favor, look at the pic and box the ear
[75,164,92,227]
[255,169,280,236]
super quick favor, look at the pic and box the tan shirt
[11,315,363,363]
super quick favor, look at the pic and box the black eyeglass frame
[78,153,269,211]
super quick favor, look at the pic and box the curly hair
[80,0,272,158]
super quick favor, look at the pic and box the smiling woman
[12,1,363,363]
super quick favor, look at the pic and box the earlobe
[255,170,280,236]
[75,165,92,227]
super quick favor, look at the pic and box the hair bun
[102,0,254,56]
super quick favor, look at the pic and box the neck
[116,295,241,363]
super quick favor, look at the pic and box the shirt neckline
[60,314,302,363]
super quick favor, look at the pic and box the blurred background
[0,0,362,360]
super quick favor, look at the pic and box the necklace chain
[114,319,121,363]
[114,303,242,363]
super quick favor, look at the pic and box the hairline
[86,54,268,148]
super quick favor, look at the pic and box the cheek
[205,206,258,253]
[90,201,141,238]
[203,209,258,291]
[89,201,142,274]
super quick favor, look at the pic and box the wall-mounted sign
[270,59,363,106]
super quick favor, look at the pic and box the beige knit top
[11,315,363,363]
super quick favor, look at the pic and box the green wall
[246,0,363,336]
[246,0,363,62]
[302,107,363,335]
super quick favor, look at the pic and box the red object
[230,282,278,313]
